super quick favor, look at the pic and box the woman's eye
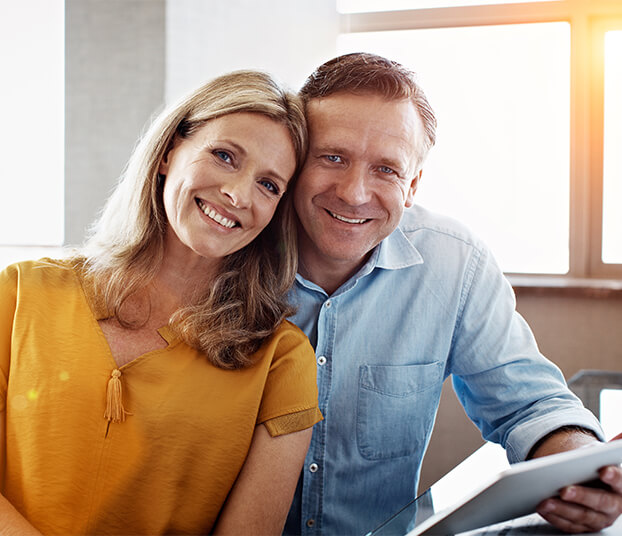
[259,179,280,195]
[214,150,232,164]
[324,154,342,164]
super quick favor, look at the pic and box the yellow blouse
[0,260,321,535]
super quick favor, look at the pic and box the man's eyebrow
[311,143,348,155]
[377,157,406,173]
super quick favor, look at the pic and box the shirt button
[306,519,315,528]
[317,356,327,366]
[324,300,332,308]
[309,462,319,473]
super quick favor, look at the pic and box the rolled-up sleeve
[448,244,603,463]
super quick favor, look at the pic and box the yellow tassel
[104,369,132,423]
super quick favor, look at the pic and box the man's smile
[326,209,369,225]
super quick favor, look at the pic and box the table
[461,512,622,535]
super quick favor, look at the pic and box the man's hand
[534,431,622,533]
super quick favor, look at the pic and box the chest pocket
[356,362,444,461]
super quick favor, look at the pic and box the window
[338,1,622,279]
[338,0,556,12]
[602,30,622,265]
[340,22,570,274]
[0,0,65,268]
[600,389,622,441]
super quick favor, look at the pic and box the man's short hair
[300,52,437,158]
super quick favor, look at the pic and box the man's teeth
[329,210,367,224]
[197,200,237,228]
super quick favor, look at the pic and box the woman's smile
[195,198,239,229]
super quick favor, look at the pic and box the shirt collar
[295,224,423,294]
[375,224,423,270]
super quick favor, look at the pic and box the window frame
[339,0,622,281]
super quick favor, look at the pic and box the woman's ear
[404,169,423,208]
[158,152,170,175]
[159,135,177,175]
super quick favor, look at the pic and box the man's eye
[259,179,280,195]
[324,155,342,163]
[378,166,396,175]
[214,150,232,164]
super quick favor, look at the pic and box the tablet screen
[366,443,509,536]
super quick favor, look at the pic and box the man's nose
[334,165,370,206]
[221,174,253,209]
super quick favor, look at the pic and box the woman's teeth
[197,199,237,228]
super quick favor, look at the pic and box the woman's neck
[153,253,220,310]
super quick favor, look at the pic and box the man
[284,53,622,535]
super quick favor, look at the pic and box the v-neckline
[71,261,180,369]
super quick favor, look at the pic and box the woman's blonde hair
[80,70,308,369]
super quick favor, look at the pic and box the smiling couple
[1,53,621,536]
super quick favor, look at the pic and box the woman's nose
[221,175,252,209]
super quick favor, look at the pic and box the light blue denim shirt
[284,204,603,536]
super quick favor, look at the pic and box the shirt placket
[301,295,336,534]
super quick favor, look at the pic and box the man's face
[294,92,425,276]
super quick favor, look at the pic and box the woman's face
[159,112,296,268]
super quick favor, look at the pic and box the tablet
[368,440,622,536]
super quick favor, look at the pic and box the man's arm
[532,428,622,533]
[212,423,311,535]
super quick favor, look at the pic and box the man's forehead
[306,93,424,164]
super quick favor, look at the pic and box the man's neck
[297,247,370,296]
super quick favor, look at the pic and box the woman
[0,71,321,535]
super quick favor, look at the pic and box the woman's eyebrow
[206,138,247,158]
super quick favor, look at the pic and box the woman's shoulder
[272,319,309,339]
[1,257,80,290]
[264,320,314,354]
[252,320,316,381]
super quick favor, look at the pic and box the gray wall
[65,0,166,246]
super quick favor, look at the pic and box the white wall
[165,0,339,103]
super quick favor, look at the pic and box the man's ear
[404,169,422,208]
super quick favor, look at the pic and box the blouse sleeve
[257,321,322,437]
[0,264,18,411]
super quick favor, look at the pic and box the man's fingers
[600,465,622,494]
[537,492,618,533]
[560,483,622,517]
[537,507,592,534]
